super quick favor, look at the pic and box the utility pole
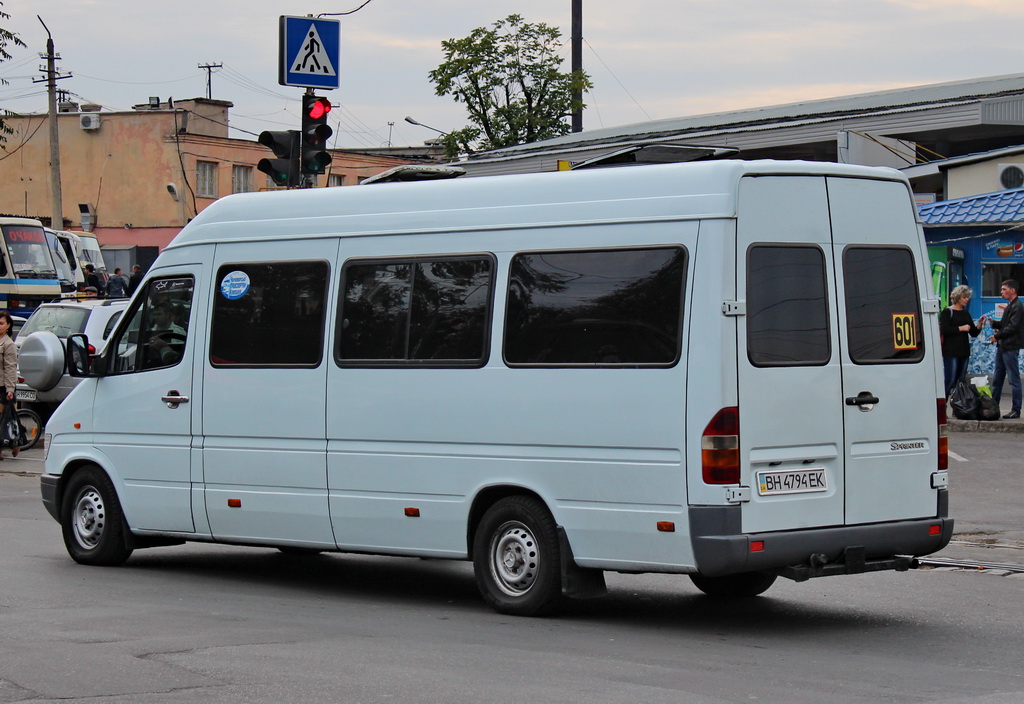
[571,0,583,133]
[198,62,223,100]
[34,17,70,229]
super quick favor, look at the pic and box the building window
[232,165,254,194]
[328,174,345,187]
[197,161,218,198]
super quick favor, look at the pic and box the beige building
[0,98,420,251]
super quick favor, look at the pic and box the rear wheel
[61,466,133,566]
[689,571,777,597]
[16,408,42,450]
[473,496,562,616]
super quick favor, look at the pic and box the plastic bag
[978,396,1001,421]
[949,377,980,420]
[0,402,24,447]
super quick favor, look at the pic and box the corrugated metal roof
[918,187,1024,224]
[479,73,1024,158]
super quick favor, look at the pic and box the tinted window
[747,246,830,366]
[504,247,685,366]
[337,257,493,366]
[844,247,924,363]
[210,261,329,367]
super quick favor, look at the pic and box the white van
[27,161,952,616]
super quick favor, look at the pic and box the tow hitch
[776,546,913,582]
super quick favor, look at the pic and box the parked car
[11,315,27,339]
[15,299,129,420]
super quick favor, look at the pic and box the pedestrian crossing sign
[279,16,341,89]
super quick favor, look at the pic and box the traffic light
[256,130,300,187]
[301,94,334,176]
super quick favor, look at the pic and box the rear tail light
[936,398,948,471]
[702,406,740,484]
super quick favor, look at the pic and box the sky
[4,0,1024,150]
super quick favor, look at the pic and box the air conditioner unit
[79,113,101,131]
[998,163,1024,190]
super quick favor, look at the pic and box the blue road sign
[279,16,341,90]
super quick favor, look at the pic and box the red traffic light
[307,97,332,120]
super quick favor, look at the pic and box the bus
[0,217,63,315]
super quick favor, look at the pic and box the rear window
[20,306,90,339]
[746,245,830,366]
[843,247,924,363]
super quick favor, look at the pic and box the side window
[844,247,924,363]
[102,311,123,341]
[337,256,493,366]
[747,245,830,366]
[210,261,329,367]
[109,277,195,374]
[504,247,686,366]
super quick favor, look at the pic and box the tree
[429,14,592,157]
[0,2,26,145]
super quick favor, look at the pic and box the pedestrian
[84,264,104,297]
[106,267,129,298]
[938,285,985,397]
[128,265,144,296]
[0,311,20,459]
[989,279,1023,419]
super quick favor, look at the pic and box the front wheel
[689,571,777,597]
[473,496,562,616]
[61,466,133,566]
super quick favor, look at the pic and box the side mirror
[67,334,94,377]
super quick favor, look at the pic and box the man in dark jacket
[84,264,104,298]
[990,279,1023,419]
[128,265,144,295]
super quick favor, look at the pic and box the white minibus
[27,160,952,615]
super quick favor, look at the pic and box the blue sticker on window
[220,271,250,300]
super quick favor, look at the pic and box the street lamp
[404,115,447,136]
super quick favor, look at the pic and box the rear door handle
[845,391,879,407]
[162,390,190,408]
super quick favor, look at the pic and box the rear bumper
[690,500,953,578]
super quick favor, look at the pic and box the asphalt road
[1,433,1021,703]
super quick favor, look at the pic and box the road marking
[949,450,967,462]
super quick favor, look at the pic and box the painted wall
[947,156,1024,199]
[0,101,419,250]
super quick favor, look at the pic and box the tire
[473,496,562,616]
[16,408,42,450]
[689,571,777,598]
[60,466,133,566]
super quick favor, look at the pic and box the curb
[948,418,1023,433]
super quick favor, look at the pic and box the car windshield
[20,306,90,339]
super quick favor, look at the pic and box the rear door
[736,175,939,534]
[828,177,938,524]
[736,176,846,533]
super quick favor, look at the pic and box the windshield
[19,306,90,339]
[45,231,75,284]
[79,238,107,272]
[2,224,58,279]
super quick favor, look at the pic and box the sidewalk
[947,395,1024,434]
